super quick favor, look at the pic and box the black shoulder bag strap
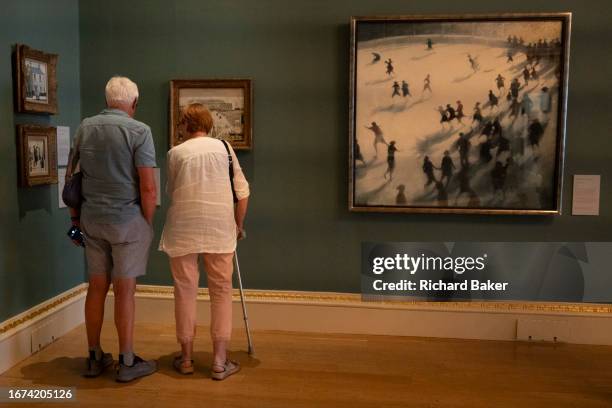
[221,139,238,203]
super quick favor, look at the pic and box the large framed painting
[17,125,58,187]
[349,14,571,215]
[170,79,252,150]
[13,44,58,114]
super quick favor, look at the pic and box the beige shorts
[81,214,154,279]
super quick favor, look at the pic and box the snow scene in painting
[353,21,564,209]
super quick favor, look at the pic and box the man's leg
[85,273,110,349]
[80,218,114,377]
[112,277,136,361]
[111,215,156,382]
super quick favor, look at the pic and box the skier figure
[467,54,479,72]
[438,150,455,187]
[521,93,534,117]
[496,134,510,158]
[445,104,457,122]
[481,121,494,139]
[522,66,531,85]
[354,141,366,166]
[371,52,381,63]
[395,184,407,205]
[422,156,437,187]
[479,138,493,163]
[401,80,410,97]
[528,118,544,150]
[423,74,432,94]
[455,100,465,123]
[384,141,399,180]
[365,121,388,157]
[385,59,394,76]
[472,102,483,124]
[530,66,538,81]
[392,81,401,97]
[436,106,449,128]
[510,78,521,99]
[492,117,503,139]
[456,132,471,168]
[509,97,521,118]
[455,165,477,205]
[540,87,552,114]
[496,74,506,92]
[488,90,499,110]
[427,38,433,50]
[491,160,509,199]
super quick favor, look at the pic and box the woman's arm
[228,145,250,238]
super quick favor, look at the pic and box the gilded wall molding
[4,282,610,338]
[0,284,88,336]
[130,285,612,315]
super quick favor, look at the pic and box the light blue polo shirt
[76,108,156,224]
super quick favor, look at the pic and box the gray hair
[105,76,139,106]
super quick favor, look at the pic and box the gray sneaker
[83,352,114,378]
[116,355,157,383]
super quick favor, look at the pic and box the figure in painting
[365,122,388,157]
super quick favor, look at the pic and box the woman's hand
[236,225,246,240]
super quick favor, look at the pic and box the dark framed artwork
[13,44,58,114]
[349,14,571,215]
[17,125,58,187]
[170,79,252,150]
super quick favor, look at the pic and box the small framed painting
[17,125,58,187]
[349,13,571,215]
[13,44,58,114]
[170,79,253,150]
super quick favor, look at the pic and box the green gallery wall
[1,0,611,322]
[0,0,83,322]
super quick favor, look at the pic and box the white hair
[105,76,139,106]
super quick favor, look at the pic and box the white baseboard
[103,285,612,346]
[0,283,88,375]
[4,283,612,375]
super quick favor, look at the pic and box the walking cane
[234,248,254,356]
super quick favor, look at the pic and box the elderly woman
[159,103,249,380]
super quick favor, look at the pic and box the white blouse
[158,136,249,257]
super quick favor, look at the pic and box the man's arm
[137,167,157,225]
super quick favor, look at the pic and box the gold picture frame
[170,79,253,150]
[349,13,571,215]
[13,44,58,115]
[17,125,58,187]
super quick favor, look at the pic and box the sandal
[211,359,240,381]
[173,355,194,375]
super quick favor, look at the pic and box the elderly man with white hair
[68,76,157,382]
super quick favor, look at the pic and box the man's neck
[107,104,133,117]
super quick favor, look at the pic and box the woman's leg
[202,252,234,369]
[170,253,200,362]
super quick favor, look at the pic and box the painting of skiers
[350,15,570,214]
[170,79,253,150]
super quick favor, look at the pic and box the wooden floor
[1,323,612,407]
